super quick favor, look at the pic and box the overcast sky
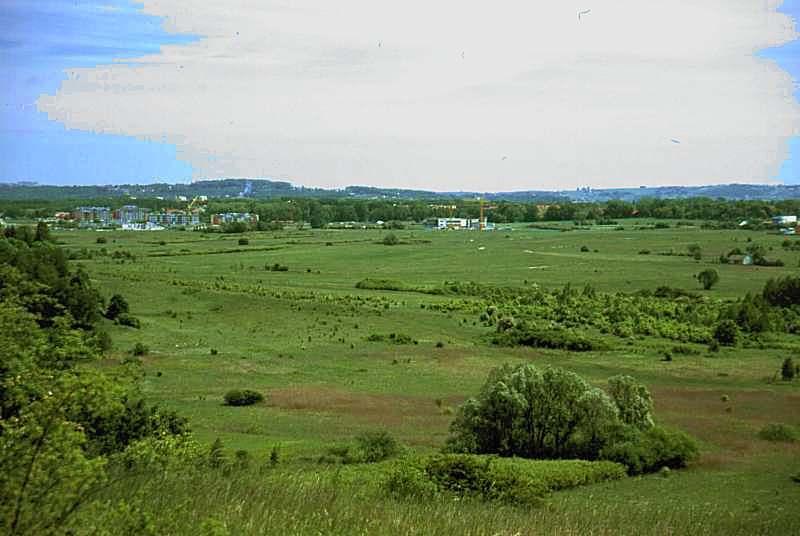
[4,1,800,189]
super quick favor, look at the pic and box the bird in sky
[578,9,591,21]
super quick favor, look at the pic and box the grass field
[57,221,800,534]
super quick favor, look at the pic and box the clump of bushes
[131,342,149,356]
[758,423,798,443]
[782,358,797,381]
[96,236,107,244]
[445,364,698,475]
[382,233,400,246]
[492,325,605,352]
[383,455,626,505]
[320,430,401,464]
[696,269,719,290]
[267,263,288,272]
[238,238,249,246]
[712,319,739,346]
[366,333,415,344]
[223,389,264,407]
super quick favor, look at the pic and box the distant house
[429,217,493,231]
[148,209,200,227]
[729,255,753,265]
[772,215,797,226]
[113,205,150,224]
[74,206,112,225]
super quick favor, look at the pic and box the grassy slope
[58,222,800,534]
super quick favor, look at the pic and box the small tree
[697,269,720,290]
[105,294,129,320]
[607,375,654,430]
[782,358,796,381]
[382,233,399,246]
[687,244,702,260]
[713,320,738,346]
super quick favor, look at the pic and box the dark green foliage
[105,293,130,320]
[492,325,604,352]
[354,430,400,463]
[268,263,288,272]
[131,342,149,356]
[222,222,248,233]
[580,245,590,252]
[447,364,696,474]
[269,446,280,466]
[782,358,796,381]
[697,269,719,290]
[712,320,739,346]
[96,236,107,244]
[600,427,699,475]
[238,238,249,246]
[116,313,141,329]
[387,455,627,505]
[757,423,798,443]
[382,233,400,246]
[223,389,264,406]
[366,333,414,344]
[763,276,800,307]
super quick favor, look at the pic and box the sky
[2,0,800,191]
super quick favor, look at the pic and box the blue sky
[0,1,196,184]
[3,1,800,189]
[765,0,800,183]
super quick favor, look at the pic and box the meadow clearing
[51,221,800,534]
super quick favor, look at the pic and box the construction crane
[187,196,207,213]
[478,197,496,231]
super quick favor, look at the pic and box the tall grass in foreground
[76,465,799,536]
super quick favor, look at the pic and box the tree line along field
[40,220,799,533]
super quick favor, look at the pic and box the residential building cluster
[210,212,260,226]
[63,205,200,229]
[427,217,494,231]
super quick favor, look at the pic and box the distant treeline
[3,196,800,226]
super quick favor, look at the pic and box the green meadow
[55,221,800,534]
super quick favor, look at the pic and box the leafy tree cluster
[446,364,698,474]
[0,232,188,533]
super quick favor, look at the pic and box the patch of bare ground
[652,386,800,468]
[267,385,459,443]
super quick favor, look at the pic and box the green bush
[238,238,249,246]
[757,423,798,443]
[355,430,400,463]
[781,358,796,381]
[697,269,719,290]
[96,236,107,244]
[223,389,264,407]
[492,326,604,352]
[712,320,739,346]
[382,463,439,500]
[131,342,149,356]
[600,426,699,475]
[421,455,625,505]
[382,233,399,246]
[105,293,129,320]
[116,313,141,329]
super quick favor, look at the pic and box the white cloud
[38,0,800,190]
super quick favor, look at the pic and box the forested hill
[3,180,800,202]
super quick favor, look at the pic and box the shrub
[446,364,620,459]
[697,269,719,290]
[758,423,798,443]
[96,236,107,244]
[763,276,800,307]
[268,263,288,272]
[638,249,651,255]
[223,389,264,406]
[131,342,148,356]
[238,238,249,246]
[382,463,440,499]
[422,455,625,505]
[492,326,604,352]
[600,426,699,475]
[116,313,140,329]
[580,245,590,252]
[781,357,796,381]
[105,293,130,320]
[354,430,400,462]
[382,233,399,246]
[712,320,739,346]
